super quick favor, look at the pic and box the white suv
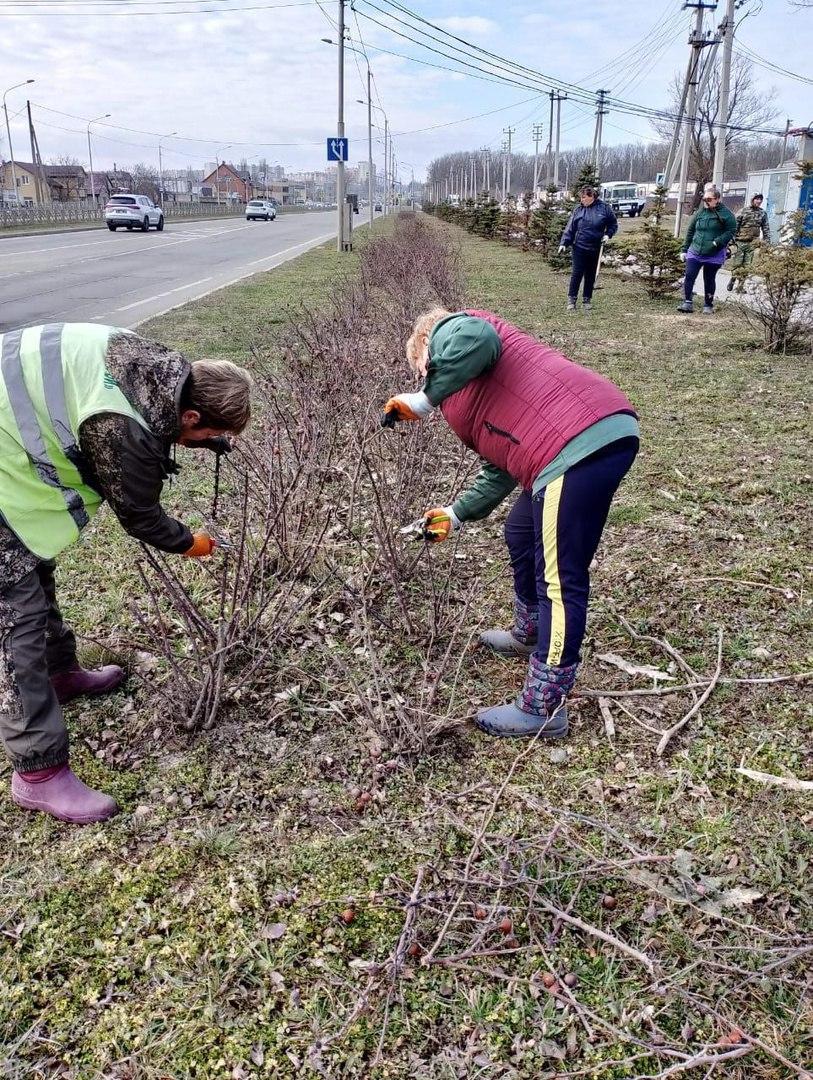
[246,199,277,221]
[105,194,164,232]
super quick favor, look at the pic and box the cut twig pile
[310,750,812,1076]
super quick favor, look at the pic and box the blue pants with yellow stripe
[505,437,639,668]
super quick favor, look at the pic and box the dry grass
[0,216,810,1080]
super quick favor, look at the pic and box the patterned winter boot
[475,656,579,738]
[479,599,538,658]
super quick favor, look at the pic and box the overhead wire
[0,0,312,13]
[352,1,786,136]
[735,41,813,86]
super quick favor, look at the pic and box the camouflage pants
[729,242,755,289]
[0,526,77,772]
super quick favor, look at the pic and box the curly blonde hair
[406,307,451,372]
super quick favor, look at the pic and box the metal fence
[0,201,244,230]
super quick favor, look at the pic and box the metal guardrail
[0,202,244,229]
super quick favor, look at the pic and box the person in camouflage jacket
[728,194,771,292]
[0,325,252,824]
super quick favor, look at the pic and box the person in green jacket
[677,184,737,315]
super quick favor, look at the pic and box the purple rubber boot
[12,766,119,824]
[476,657,579,738]
[50,664,125,705]
[479,599,539,658]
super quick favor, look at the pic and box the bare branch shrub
[131,215,475,754]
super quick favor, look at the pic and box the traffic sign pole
[336,0,347,252]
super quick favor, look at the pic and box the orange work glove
[383,391,435,424]
[422,506,461,543]
[183,531,217,557]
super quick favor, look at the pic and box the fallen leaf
[264,923,287,941]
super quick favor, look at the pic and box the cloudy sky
[1,0,810,181]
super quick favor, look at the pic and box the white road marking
[131,231,336,327]
[115,276,214,312]
[0,219,253,258]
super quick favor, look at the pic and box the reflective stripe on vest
[0,324,90,532]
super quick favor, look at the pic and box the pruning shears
[398,517,432,542]
[381,409,398,429]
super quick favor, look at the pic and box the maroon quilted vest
[439,310,637,491]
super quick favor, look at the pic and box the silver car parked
[105,194,164,232]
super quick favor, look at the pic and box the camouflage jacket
[75,331,196,555]
[735,206,770,243]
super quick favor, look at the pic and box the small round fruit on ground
[563,973,579,988]
[498,916,513,935]
[601,895,618,911]
[340,908,356,924]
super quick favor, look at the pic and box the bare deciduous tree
[130,162,160,200]
[657,55,780,204]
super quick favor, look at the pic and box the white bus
[600,181,647,217]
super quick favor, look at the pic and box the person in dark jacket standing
[678,184,737,314]
[558,186,618,311]
[382,307,639,740]
[0,323,252,824]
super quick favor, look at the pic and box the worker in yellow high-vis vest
[0,323,252,824]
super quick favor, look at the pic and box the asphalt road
[0,211,337,333]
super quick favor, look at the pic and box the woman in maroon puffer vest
[382,307,639,739]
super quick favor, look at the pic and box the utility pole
[367,67,374,227]
[383,115,389,216]
[503,126,515,201]
[592,90,608,173]
[675,3,712,238]
[158,131,177,210]
[546,90,555,186]
[779,117,792,165]
[482,147,491,195]
[2,79,34,204]
[86,112,111,207]
[553,92,567,189]
[532,123,544,197]
[336,0,347,250]
[27,100,45,204]
[711,0,736,190]
[500,140,508,201]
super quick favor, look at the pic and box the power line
[353,1,787,137]
[735,41,813,86]
[0,0,312,13]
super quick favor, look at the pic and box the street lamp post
[215,145,232,206]
[87,112,111,206]
[2,79,34,203]
[158,131,177,208]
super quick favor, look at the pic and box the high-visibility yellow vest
[0,323,150,559]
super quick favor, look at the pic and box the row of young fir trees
[423,162,684,299]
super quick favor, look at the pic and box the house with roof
[0,161,88,204]
[200,161,254,203]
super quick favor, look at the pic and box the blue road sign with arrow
[327,137,349,162]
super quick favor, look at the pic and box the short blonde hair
[185,359,253,432]
[406,307,451,372]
